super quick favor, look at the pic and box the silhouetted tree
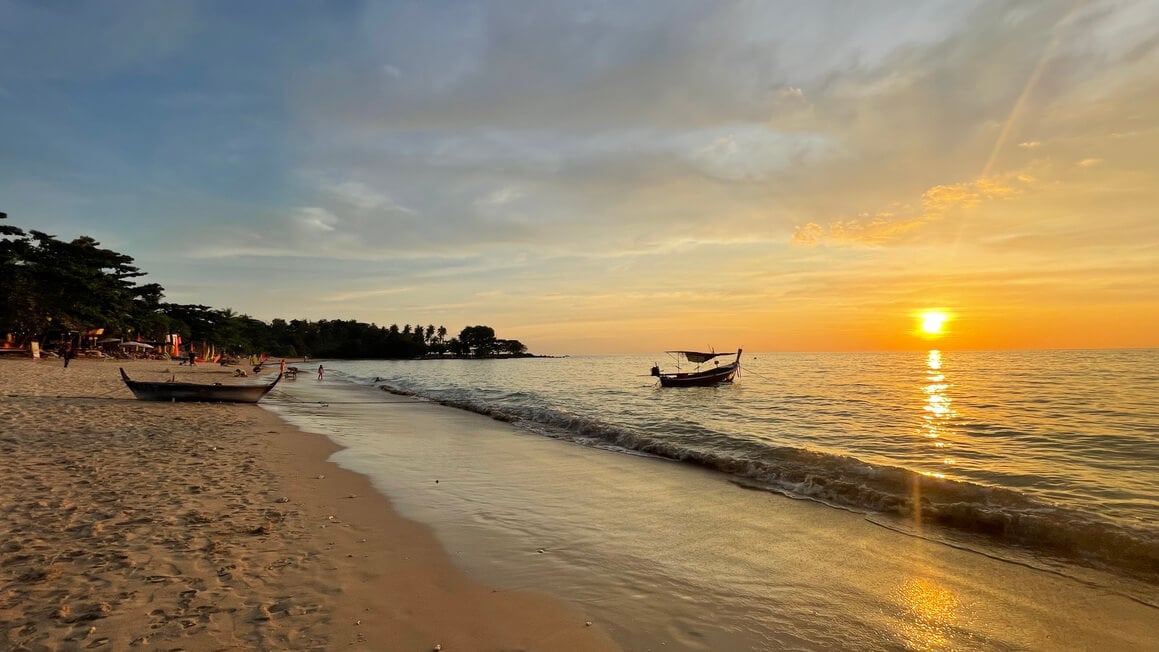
[0,215,534,359]
[459,325,497,356]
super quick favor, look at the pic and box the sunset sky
[2,1,1156,353]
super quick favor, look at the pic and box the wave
[369,379,1159,585]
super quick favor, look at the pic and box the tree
[459,325,497,357]
[0,223,155,344]
[1,215,536,359]
[446,337,464,356]
[497,339,528,356]
[0,215,34,342]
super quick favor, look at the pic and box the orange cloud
[792,214,927,246]
[923,177,1018,211]
[793,174,1027,246]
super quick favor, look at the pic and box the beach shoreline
[269,357,1159,651]
[0,357,617,650]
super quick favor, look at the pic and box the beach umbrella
[121,341,154,349]
[97,337,122,344]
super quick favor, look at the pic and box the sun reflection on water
[920,350,956,445]
[913,350,958,526]
[892,577,962,649]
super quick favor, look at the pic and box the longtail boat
[650,349,742,387]
[120,368,282,403]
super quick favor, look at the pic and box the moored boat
[119,368,282,403]
[650,349,742,387]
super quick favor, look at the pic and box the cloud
[295,207,338,232]
[686,126,832,181]
[475,186,524,208]
[792,214,927,247]
[323,181,414,214]
[793,175,1026,246]
[1018,140,1042,149]
[1077,157,1104,167]
[277,0,1158,263]
[292,2,982,134]
[924,177,1019,210]
[322,287,410,303]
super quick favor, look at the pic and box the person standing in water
[317,364,324,380]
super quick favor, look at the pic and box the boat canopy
[667,350,737,364]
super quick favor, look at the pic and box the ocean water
[263,350,1159,650]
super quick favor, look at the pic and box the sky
[1,0,1157,354]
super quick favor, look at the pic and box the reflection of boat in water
[119,368,282,403]
[650,349,742,387]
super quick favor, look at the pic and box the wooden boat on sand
[120,368,282,403]
[650,349,742,387]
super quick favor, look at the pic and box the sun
[918,311,950,337]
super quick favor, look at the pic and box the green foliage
[1,217,155,343]
[0,214,531,358]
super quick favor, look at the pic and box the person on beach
[280,358,286,375]
[317,364,324,380]
[61,342,74,368]
[187,345,196,366]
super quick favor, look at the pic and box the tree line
[0,214,528,359]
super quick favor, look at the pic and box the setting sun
[919,311,950,337]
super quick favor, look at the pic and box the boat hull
[120,368,281,403]
[657,362,739,387]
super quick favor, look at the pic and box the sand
[0,357,618,651]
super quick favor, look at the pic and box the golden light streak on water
[921,351,954,439]
[892,577,963,649]
[914,350,959,528]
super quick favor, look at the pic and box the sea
[262,350,1159,650]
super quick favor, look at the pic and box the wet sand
[0,357,617,651]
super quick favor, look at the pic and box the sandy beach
[0,357,617,651]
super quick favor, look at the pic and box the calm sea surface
[264,349,1159,649]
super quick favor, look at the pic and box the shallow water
[263,350,1159,650]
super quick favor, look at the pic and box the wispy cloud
[322,287,411,303]
[792,174,1028,247]
[296,207,338,233]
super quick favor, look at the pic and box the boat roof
[666,350,738,363]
